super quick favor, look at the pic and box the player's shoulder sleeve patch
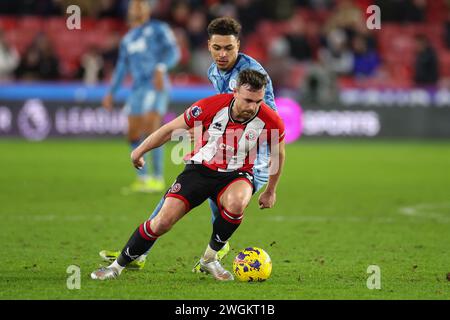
[184,103,204,127]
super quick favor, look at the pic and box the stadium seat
[95,18,124,32]
[18,16,44,31]
[44,17,69,33]
[0,16,17,31]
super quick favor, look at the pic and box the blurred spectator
[15,33,60,80]
[284,16,313,62]
[296,0,334,10]
[172,28,192,70]
[0,30,20,81]
[376,0,427,23]
[0,0,63,15]
[301,28,350,104]
[97,0,123,18]
[77,46,104,84]
[301,56,338,105]
[319,28,353,75]
[208,1,237,19]
[325,0,364,34]
[265,36,295,88]
[405,0,427,22]
[445,12,450,49]
[101,32,121,80]
[186,10,208,49]
[235,0,264,35]
[170,1,191,28]
[351,34,380,77]
[189,47,212,78]
[414,35,439,86]
[262,0,295,21]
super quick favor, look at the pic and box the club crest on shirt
[170,182,181,193]
[229,79,237,91]
[245,129,257,141]
[190,106,202,118]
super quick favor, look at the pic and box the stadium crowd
[1,0,450,104]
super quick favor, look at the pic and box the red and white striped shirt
[183,93,285,173]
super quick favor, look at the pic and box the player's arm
[263,77,277,111]
[258,139,285,209]
[154,23,181,91]
[103,42,128,110]
[158,23,181,70]
[131,114,189,169]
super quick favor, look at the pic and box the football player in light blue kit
[100,17,277,271]
[102,0,180,193]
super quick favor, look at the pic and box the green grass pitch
[0,138,449,299]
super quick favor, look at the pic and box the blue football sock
[208,198,221,224]
[152,146,164,179]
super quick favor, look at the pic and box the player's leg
[99,191,166,268]
[143,90,169,192]
[193,170,260,273]
[134,193,165,263]
[127,114,151,191]
[91,197,187,280]
[202,146,269,266]
[199,178,253,281]
[192,199,229,273]
[123,90,155,192]
[143,110,165,191]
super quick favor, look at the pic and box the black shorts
[165,164,254,213]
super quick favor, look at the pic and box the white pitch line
[398,202,450,222]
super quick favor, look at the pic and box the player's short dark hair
[207,17,242,39]
[237,69,268,91]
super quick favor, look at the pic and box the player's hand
[153,68,164,91]
[258,190,276,209]
[102,93,114,111]
[131,149,145,170]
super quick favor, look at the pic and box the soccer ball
[232,247,272,282]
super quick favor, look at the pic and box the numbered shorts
[124,87,169,116]
[165,164,254,214]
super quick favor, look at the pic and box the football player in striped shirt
[99,17,278,271]
[91,69,285,281]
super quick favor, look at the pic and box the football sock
[142,196,166,257]
[130,139,147,178]
[209,208,243,252]
[152,146,164,178]
[109,260,125,275]
[202,244,218,263]
[117,220,159,267]
[208,198,221,224]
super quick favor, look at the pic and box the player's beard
[239,110,256,120]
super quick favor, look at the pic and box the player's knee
[151,217,173,235]
[152,198,185,234]
[223,193,249,214]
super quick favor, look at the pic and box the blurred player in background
[91,69,285,281]
[99,17,277,271]
[102,0,180,193]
